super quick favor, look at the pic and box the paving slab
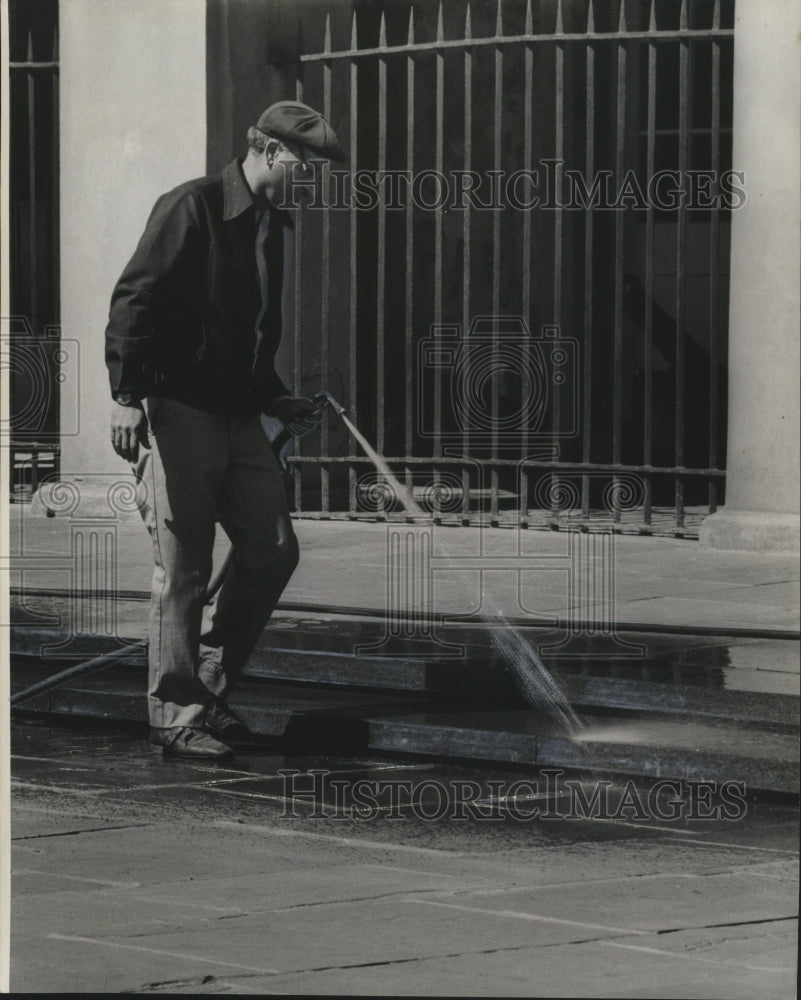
[426,869,796,934]
[242,938,797,999]
[95,895,584,966]
[609,919,799,968]
[9,930,280,995]
[609,595,801,633]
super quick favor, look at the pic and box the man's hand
[110,401,150,463]
[269,395,322,436]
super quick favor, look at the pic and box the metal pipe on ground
[9,548,234,708]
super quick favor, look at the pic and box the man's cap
[255,101,346,162]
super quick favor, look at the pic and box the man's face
[267,140,317,209]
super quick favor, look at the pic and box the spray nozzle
[313,389,347,417]
[272,389,347,471]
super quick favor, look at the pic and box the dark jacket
[105,159,293,416]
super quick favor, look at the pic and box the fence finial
[495,0,504,37]
[712,0,720,29]
[618,0,627,33]
[555,0,564,34]
[648,0,656,32]
[378,9,387,48]
[323,12,331,54]
[587,0,595,32]
[407,5,415,45]
[350,8,357,49]
[680,0,688,30]
[465,2,472,41]
[436,1,444,42]
[525,0,532,34]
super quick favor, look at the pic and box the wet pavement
[11,601,801,696]
[11,606,800,795]
[8,716,799,996]
[7,504,800,991]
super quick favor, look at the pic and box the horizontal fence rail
[284,0,733,538]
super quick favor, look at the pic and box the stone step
[10,662,799,795]
[11,624,800,729]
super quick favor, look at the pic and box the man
[105,102,345,759]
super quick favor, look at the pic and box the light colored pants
[135,396,299,729]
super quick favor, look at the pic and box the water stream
[339,411,584,738]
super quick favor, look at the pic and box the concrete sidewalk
[7,505,800,634]
[9,719,800,997]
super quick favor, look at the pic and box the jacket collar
[222,159,294,229]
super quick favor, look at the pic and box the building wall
[723,0,800,515]
[59,0,206,472]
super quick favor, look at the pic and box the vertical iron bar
[51,12,59,336]
[405,9,415,504]
[522,0,533,526]
[320,15,332,512]
[644,0,657,528]
[581,0,595,520]
[708,0,721,514]
[51,69,60,323]
[27,25,39,338]
[434,3,444,469]
[376,13,387,464]
[433,4,445,520]
[553,0,564,328]
[675,0,689,531]
[611,0,627,525]
[461,3,472,523]
[293,70,304,510]
[348,12,358,517]
[551,0,565,524]
[490,0,503,524]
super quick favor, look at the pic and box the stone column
[59,0,206,476]
[700,0,801,552]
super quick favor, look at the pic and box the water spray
[314,389,585,742]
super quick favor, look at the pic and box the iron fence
[283,0,733,538]
[7,0,61,498]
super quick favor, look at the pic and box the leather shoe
[204,698,253,742]
[150,726,234,759]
